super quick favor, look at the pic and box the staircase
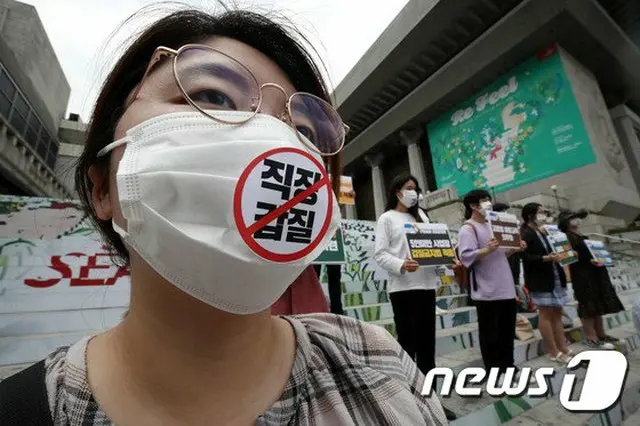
[317,219,640,426]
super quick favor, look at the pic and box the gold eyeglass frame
[127,44,349,157]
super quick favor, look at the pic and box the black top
[521,226,567,292]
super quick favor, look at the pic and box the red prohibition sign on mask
[233,147,334,262]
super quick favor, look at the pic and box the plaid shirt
[44,314,447,425]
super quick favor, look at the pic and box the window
[36,132,49,160]
[25,114,40,148]
[0,69,15,100]
[46,141,59,169]
[0,90,10,117]
[13,92,28,118]
[9,109,26,133]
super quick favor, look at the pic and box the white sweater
[374,209,440,293]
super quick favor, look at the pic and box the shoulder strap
[462,221,479,238]
[0,361,53,425]
[418,208,430,223]
[461,221,480,292]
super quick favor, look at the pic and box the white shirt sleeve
[374,214,405,276]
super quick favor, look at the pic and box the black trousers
[474,299,517,373]
[389,289,436,375]
[313,264,344,315]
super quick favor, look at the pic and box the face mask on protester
[479,201,492,216]
[97,110,341,314]
[570,218,582,227]
[398,189,418,208]
[536,214,547,224]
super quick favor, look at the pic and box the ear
[88,164,113,221]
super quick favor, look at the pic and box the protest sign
[339,176,355,205]
[545,225,578,266]
[314,225,346,264]
[404,222,455,266]
[487,211,521,249]
[584,239,613,267]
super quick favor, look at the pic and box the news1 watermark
[421,351,629,412]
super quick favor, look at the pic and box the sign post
[404,222,455,266]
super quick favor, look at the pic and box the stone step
[446,322,640,425]
[622,407,640,426]
[435,309,633,378]
[344,288,640,331]
[506,338,640,426]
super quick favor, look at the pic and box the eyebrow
[178,61,253,91]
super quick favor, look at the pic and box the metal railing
[587,233,640,246]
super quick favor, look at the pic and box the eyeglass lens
[174,46,344,155]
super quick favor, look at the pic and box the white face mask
[98,111,341,314]
[536,214,547,224]
[479,201,492,215]
[398,189,418,208]
[570,218,582,227]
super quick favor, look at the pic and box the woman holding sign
[374,174,457,420]
[559,210,623,349]
[521,203,573,364]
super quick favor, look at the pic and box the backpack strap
[0,361,53,425]
[461,222,480,293]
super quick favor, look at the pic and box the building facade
[0,0,73,198]
[337,0,640,232]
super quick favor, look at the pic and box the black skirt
[570,262,624,318]
[567,232,625,318]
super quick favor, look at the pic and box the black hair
[384,174,423,222]
[462,189,491,220]
[521,202,542,230]
[75,7,341,265]
[492,202,510,213]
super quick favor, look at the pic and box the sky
[21,0,410,121]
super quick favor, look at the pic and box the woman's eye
[189,89,236,110]
[296,125,316,142]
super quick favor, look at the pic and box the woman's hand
[590,259,605,267]
[486,238,500,253]
[402,258,419,273]
[544,253,562,263]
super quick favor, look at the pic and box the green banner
[427,47,596,195]
[314,226,345,264]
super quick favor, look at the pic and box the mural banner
[0,196,131,315]
[427,46,596,195]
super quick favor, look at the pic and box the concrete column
[365,153,386,219]
[401,130,429,192]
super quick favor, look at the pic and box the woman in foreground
[1,6,446,426]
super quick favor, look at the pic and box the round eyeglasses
[127,44,348,157]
